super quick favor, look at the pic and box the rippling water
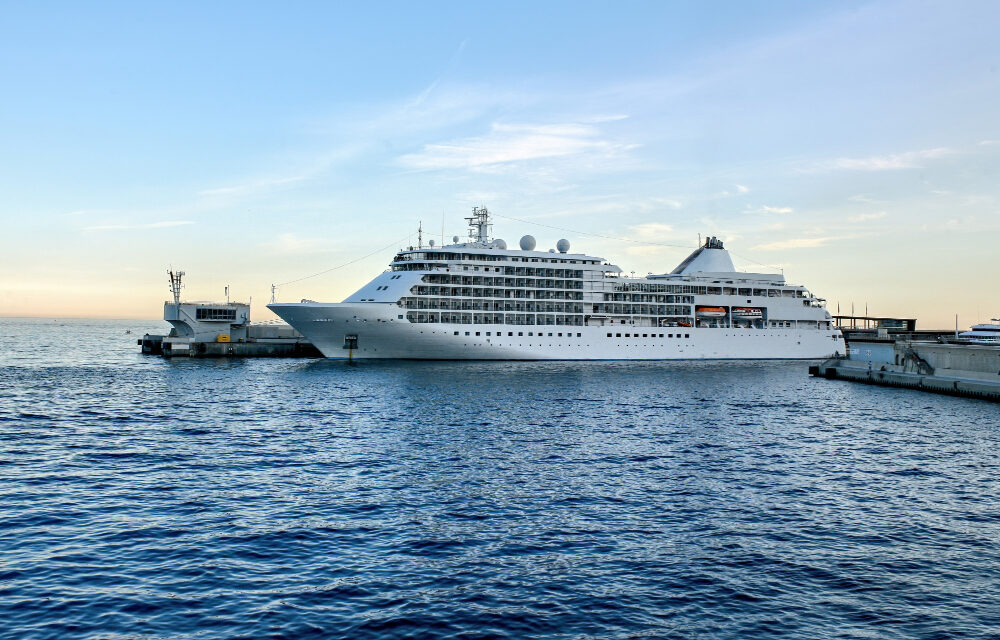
[2,318,999,639]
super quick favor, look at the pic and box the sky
[1,0,998,328]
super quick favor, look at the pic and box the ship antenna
[168,269,185,306]
[270,284,277,304]
[465,206,492,244]
[418,220,423,249]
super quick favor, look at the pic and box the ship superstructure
[268,207,844,360]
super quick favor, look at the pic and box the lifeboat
[731,307,763,319]
[695,306,727,318]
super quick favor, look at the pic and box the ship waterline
[269,207,844,360]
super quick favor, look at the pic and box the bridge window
[195,308,236,321]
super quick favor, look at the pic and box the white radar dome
[556,239,570,253]
[428,239,435,247]
[549,248,556,253]
[493,239,507,250]
[453,235,459,243]
[519,235,536,251]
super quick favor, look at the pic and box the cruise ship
[268,208,844,360]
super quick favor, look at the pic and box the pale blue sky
[2,1,998,326]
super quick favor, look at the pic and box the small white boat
[959,321,1000,343]
[731,307,763,319]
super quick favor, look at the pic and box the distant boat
[958,321,1000,343]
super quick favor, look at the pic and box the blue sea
[2,317,999,639]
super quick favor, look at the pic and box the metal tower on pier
[168,270,185,305]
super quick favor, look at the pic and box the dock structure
[833,314,955,344]
[139,270,321,358]
[810,338,1000,402]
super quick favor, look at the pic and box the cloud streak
[751,236,837,251]
[809,147,957,172]
[397,121,636,171]
[85,220,195,231]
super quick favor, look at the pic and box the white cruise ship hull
[269,302,844,360]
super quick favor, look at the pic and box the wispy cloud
[409,39,469,109]
[743,204,793,214]
[735,184,750,194]
[625,244,673,257]
[397,121,636,171]
[262,233,331,255]
[85,220,195,231]
[630,222,674,237]
[847,211,887,223]
[751,236,837,251]
[809,147,958,172]
[64,208,112,218]
[199,175,307,198]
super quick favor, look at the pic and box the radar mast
[465,206,492,245]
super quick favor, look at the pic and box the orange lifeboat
[695,306,727,318]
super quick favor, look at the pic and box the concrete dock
[140,325,322,358]
[810,338,1000,402]
[139,270,322,358]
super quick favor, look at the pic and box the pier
[139,270,321,358]
[810,339,1000,402]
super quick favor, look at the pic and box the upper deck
[338,207,830,330]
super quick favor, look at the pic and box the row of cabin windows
[609,332,690,339]
[395,251,601,265]
[592,304,693,316]
[615,284,808,298]
[446,330,693,339]
[409,288,583,299]
[423,270,584,281]
[417,280,585,291]
[455,331,585,337]
[392,262,595,273]
[407,312,584,326]
[402,298,584,313]
[602,294,695,304]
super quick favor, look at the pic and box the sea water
[2,318,999,639]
